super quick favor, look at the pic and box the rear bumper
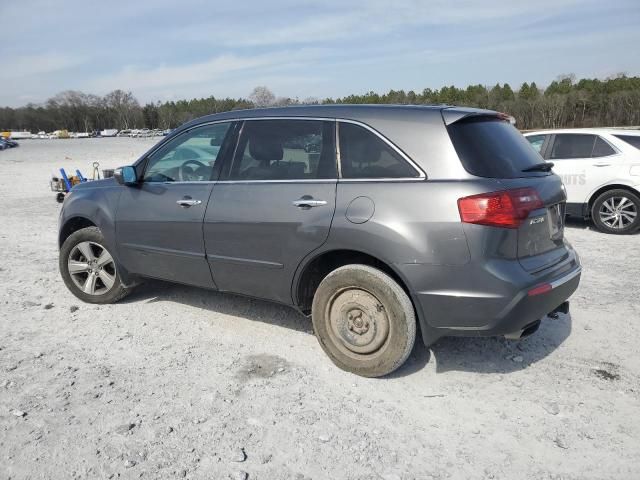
[397,244,581,344]
[463,266,580,337]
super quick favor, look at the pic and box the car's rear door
[203,118,338,304]
[545,133,617,204]
[116,122,236,288]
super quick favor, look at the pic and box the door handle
[593,162,611,167]
[177,199,202,207]
[292,198,327,208]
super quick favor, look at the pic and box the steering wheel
[178,159,208,181]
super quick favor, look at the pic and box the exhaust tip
[504,319,541,340]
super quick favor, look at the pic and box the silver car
[58,105,581,377]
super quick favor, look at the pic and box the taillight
[458,187,543,229]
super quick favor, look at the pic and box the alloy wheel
[598,196,638,230]
[67,241,117,295]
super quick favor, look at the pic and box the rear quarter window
[614,134,640,150]
[447,117,547,178]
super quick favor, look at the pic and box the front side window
[229,120,336,180]
[143,122,232,182]
[526,134,547,153]
[339,122,419,179]
[549,134,596,160]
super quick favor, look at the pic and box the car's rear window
[613,134,640,150]
[447,117,548,178]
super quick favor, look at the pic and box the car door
[546,133,611,204]
[203,118,337,304]
[116,121,236,288]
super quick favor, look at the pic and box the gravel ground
[1,139,639,480]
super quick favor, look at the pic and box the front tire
[311,265,416,377]
[591,189,640,234]
[59,226,130,304]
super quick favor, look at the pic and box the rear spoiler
[442,107,515,126]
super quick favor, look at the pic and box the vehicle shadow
[398,313,572,376]
[122,281,572,377]
[564,217,640,235]
[121,280,313,335]
[564,217,593,231]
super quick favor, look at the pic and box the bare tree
[249,86,276,107]
[104,90,141,129]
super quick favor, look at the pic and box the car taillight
[458,187,543,229]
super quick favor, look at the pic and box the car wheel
[591,189,640,234]
[59,226,130,304]
[311,264,416,377]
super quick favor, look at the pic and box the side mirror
[114,166,138,185]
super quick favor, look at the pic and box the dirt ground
[1,139,639,480]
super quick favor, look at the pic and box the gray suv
[58,105,581,377]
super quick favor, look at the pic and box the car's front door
[203,118,338,304]
[116,122,235,288]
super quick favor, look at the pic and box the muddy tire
[311,264,416,377]
[591,189,640,234]
[59,226,130,304]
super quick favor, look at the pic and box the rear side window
[339,122,420,179]
[229,119,336,180]
[614,134,640,150]
[447,117,546,178]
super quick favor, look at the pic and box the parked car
[524,129,640,234]
[1,137,19,147]
[58,105,581,377]
[0,139,7,150]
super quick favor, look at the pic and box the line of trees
[2,74,640,133]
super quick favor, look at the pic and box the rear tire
[311,264,416,377]
[59,226,131,304]
[591,189,640,234]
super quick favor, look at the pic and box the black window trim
[545,133,620,161]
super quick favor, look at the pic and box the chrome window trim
[144,179,338,185]
[217,179,337,184]
[140,115,427,184]
[335,178,427,183]
[335,121,343,179]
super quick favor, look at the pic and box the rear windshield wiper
[522,162,554,172]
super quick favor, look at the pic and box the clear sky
[1,0,639,107]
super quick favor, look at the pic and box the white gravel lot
[1,138,639,480]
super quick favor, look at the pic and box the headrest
[349,137,382,165]
[249,134,283,161]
